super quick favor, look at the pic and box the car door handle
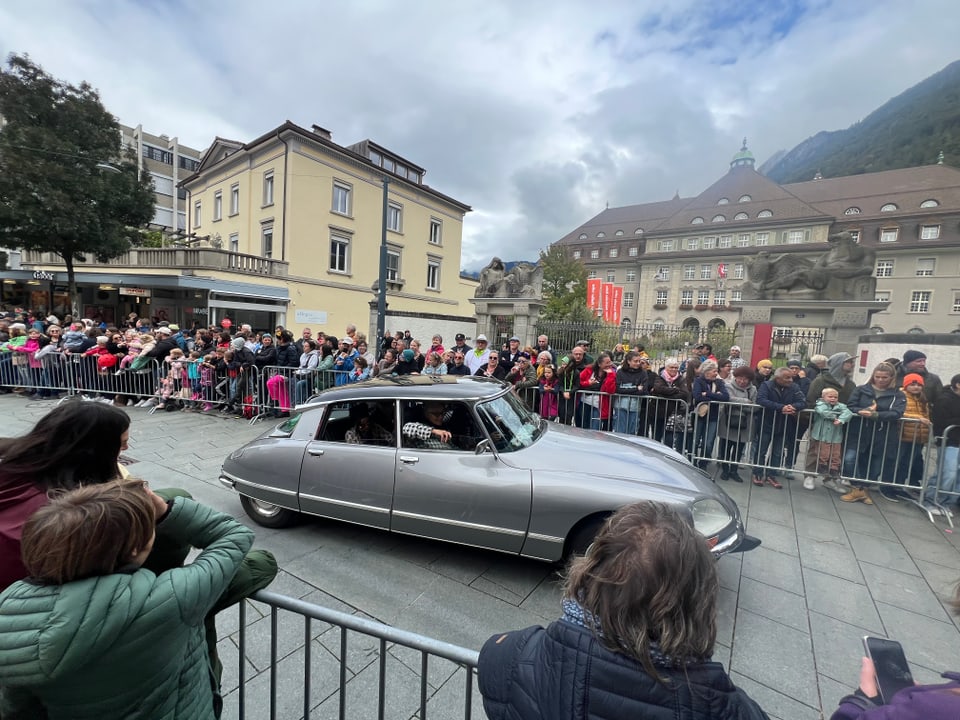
[400,455,419,464]
[308,448,324,456]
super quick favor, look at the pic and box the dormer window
[691,217,704,225]
[615,230,624,236]
[920,199,939,208]
[738,195,752,202]
[734,212,749,220]
[844,207,861,215]
[712,214,726,223]
[634,228,644,235]
[880,203,897,212]
[717,198,729,205]
[596,232,605,238]
[757,210,773,218]
[578,233,587,240]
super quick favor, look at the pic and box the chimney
[312,125,332,140]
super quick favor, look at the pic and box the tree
[538,244,591,321]
[0,54,154,314]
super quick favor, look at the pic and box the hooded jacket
[0,497,253,720]
[807,352,857,406]
[932,386,960,447]
[478,621,769,720]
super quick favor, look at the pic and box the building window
[578,233,588,240]
[142,144,173,164]
[177,211,186,230]
[330,235,350,273]
[700,264,711,280]
[739,195,752,202]
[786,230,803,244]
[875,291,891,303]
[702,236,716,250]
[609,248,618,258]
[755,232,769,246]
[628,246,638,256]
[386,249,401,281]
[920,224,940,240]
[916,258,935,277]
[733,263,744,279]
[731,290,742,302]
[714,290,726,305]
[681,290,693,305]
[880,227,899,243]
[261,224,274,259]
[697,290,710,305]
[954,292,960,313]
[230,184,239,215]
[332,182,352,215]
[426,259,440,290]
[573,250,581,259]
[683,264,696,280]
[719,235,732,248]
[590,249,600,259]
[596,232,605,238]
[875,260,894,277]
[179,156,199,171]
[717,198,729,205]
[262,172,275,206]
[625,270,636,282]
[844,207,861,215]
[606,270,615,282]
[656,290,668,304]
[711,214,726,223]
[920,199,939,208]
[152,206,173,227]
[757,210,773,218]
[848,230,860,243]
[150,172,174,196]
[213,191,222,221]
[687,237,700,250]
[229,233,239,253]
[634,228,643,235]
[588,270,597,279]
[880,203,897,212]
[615,230,624,236]
[193,201,201,227]
[734,212,749,220]
[691,217,704,225]
[623,291,635,308]
[737,234,750,247]
[658,239,674,251]
[387,202,402,232]
[656,266,670,281]
[429,218,442,245]
[909,291,931,313]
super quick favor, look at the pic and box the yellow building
[15,121,475,339]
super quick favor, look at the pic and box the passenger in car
[344,404,393,445]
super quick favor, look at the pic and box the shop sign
[192,307,208,315]
[119,287,151,297]
[32,270,55,281]
[295,310,328,324]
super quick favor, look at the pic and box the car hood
[505,422,717,497]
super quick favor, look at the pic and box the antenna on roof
[938,150,944,165]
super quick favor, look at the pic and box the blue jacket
[478,621,768,720]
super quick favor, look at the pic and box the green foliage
[0,250,7,271]
[539,244,589,321]
[765,60,960,183]
[0,53,155,309]
[136,229,167,248]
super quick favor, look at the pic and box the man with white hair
[727,346,746,369]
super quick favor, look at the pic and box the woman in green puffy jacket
[0,479,249,719]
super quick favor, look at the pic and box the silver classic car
[220,375,757,561]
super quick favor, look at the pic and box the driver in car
[403,402,461,450]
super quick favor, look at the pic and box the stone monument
[471,257,545,346]
[737,232,888,358]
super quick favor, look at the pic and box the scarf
[661,368,679,383]
[561,598,703,669]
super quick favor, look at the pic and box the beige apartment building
[15,121,475,334]
[557,144,960,336]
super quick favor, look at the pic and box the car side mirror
[475,438,492,455]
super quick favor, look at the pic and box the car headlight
[692,499,732,538]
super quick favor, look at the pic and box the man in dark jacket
[145,326,179,360]
[806,352,857,406]
[924,374,960,515]
[897,350,944,405]
[752,367,806,488]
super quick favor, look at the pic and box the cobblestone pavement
[5,395,960,720]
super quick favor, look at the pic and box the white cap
[475,334,488,342]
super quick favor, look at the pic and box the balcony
[21,247,289,279]
[653,303,668,310]
[679,303,693,310]
[695,304,709,311]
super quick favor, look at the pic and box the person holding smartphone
[831,583,960,718]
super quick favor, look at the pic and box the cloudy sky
[1,0,957,269]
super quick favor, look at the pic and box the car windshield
[475,391,543,451]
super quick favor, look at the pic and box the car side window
[320,400,396,446]
[401,401,482,451]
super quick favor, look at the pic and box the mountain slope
[762,59,960,183]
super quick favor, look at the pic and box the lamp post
[375,176,390,356]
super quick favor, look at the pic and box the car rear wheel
[567,516,608,559]
[239,495,299,529]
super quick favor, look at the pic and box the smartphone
[863,636,914,703]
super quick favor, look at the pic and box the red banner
[611,286,623,326]
[601,283,613,321]
[718,262,727,278]
[587,278,601,309]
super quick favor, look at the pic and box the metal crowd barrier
[926,424,960,526]
[235,589,479,720]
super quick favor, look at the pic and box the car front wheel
[239,495,299,528]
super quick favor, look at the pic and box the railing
[234,589,480,720]
[21,247,289,278]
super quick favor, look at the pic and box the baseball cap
[476,334,488,342]
[509,335,520,342]
[156,326,172,335]
[341,337,354,345]
[168,324,180,331]
[575,339,591,347]
[455,333,466,341]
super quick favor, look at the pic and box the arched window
[880,203,897,212]
[712,214,726,223]
[844,207,861,215]
[717,198,729,205]
[734,212,749,220]
[920,199,939,208]
[691,217,704,225]
[757,210,773,218]
[634,228,644,235]
[708,318,726,330]
[578,233,587,240]
[906,327,925,335]
[682,317,700,329]
[596,232,605,238]
[738,194,752,202]
[870,326,884,334]
[615,229,624,236]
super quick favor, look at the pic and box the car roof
[304,375,510,404]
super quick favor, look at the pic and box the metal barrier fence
[236,589,479,720]
[926,424,959,526]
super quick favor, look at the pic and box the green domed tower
[730,138,755,169]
